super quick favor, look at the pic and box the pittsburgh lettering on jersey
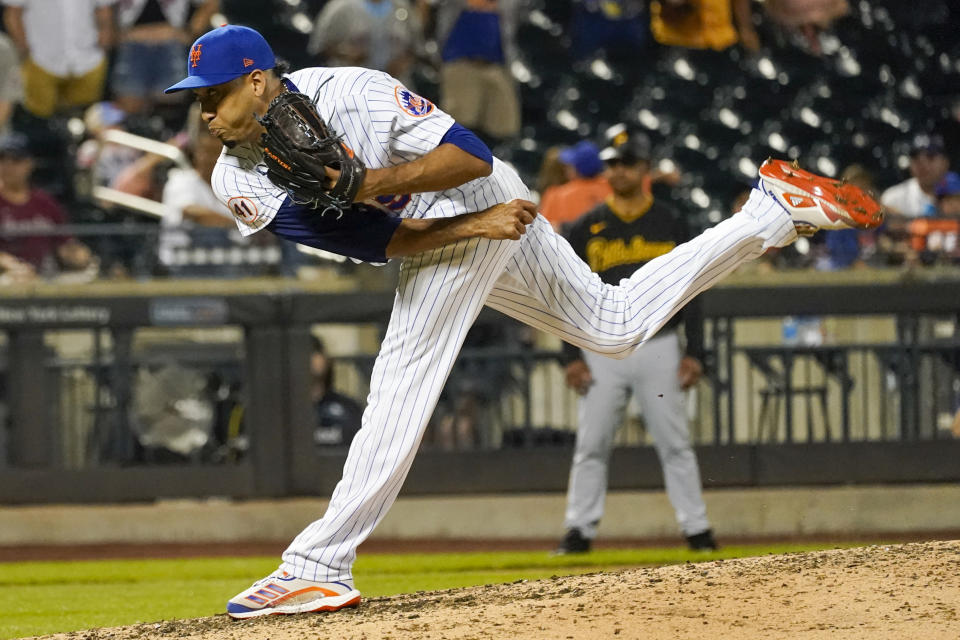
[585,236,676,273]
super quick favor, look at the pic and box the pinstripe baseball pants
[281,188,795,583]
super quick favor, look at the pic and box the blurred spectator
[0,250,35,282]
[650,0,759,51]
[426,0,524,144]
[764,0,848,26]
[936,172,960,217]
[159,107,238,270]
[904,172,960,267]
[569,0,647,63]
[0,33,22,135]
[0,133,95,278]
[539,140,610,228]
[111,0,219,114]
[308,0,423,88]
[76,101,141,188]
[763,0,849,54]
[2,0,115,118]
[535,145,567,199]
[311,336,363,449]
[881,133,950,219]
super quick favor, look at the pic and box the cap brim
[599,147,618,161]
[164,72,246,94]
[600,148,648,163]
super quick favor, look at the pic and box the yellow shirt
[650,0,739,50]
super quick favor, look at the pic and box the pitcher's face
[195,75,265,149]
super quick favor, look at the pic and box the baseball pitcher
[163,25,883,618]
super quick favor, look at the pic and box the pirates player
[556,133,717,553]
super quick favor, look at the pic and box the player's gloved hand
[678,355,703,390]
[258,91,367,212]
[565,359,593,395]
[472,199,538,240]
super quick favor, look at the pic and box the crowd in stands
[0,0,955,283]
[0,0,954,472]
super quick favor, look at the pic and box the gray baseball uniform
[561,195,710,540]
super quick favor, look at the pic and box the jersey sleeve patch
[394,85,435,117]
[228,196,260,224]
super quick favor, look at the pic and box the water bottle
[782,316,799,346]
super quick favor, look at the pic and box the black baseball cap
[910,133,945,156]
[600,132,651,164]
[0,132,31,157]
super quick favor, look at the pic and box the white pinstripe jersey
[211,66,526,236]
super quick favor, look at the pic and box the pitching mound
[37,541,960,640]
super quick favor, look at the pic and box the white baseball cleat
[226,570,361,619]
[758,158,885,233]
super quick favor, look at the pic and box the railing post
[285,324,317,492]
[8,329,57,467]
[244,325,291,496]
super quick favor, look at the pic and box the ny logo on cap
[190,44,203,68]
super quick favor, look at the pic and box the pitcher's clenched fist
[472,199,538,240]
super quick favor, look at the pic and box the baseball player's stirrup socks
[226,570,361,619]
[757,158,885,232]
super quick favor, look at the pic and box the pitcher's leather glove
[258,91,366,211]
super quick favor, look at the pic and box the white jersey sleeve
[289,67,532,220]
[210,66,529,233]
[211,143,288,236]
[289,67,455,171]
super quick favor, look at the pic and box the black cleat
[686,529,719,551]
[554,528,592,555]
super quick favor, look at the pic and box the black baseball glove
[257,91,367,211]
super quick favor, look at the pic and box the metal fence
[2,280,960,503]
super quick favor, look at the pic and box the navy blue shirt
[267,200,401,263]
[441,11,505,63]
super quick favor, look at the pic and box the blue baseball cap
[935,172,960,198]
[164,25,276,94]
[558,141,604,178]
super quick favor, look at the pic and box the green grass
[0,542,864,639]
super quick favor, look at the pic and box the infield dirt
[32,540,960,640]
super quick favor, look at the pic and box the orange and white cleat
[758,158,885,233]
[226,570,361,619]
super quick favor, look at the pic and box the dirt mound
[36,541,960,640]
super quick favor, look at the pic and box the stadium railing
[2,274,960,503]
